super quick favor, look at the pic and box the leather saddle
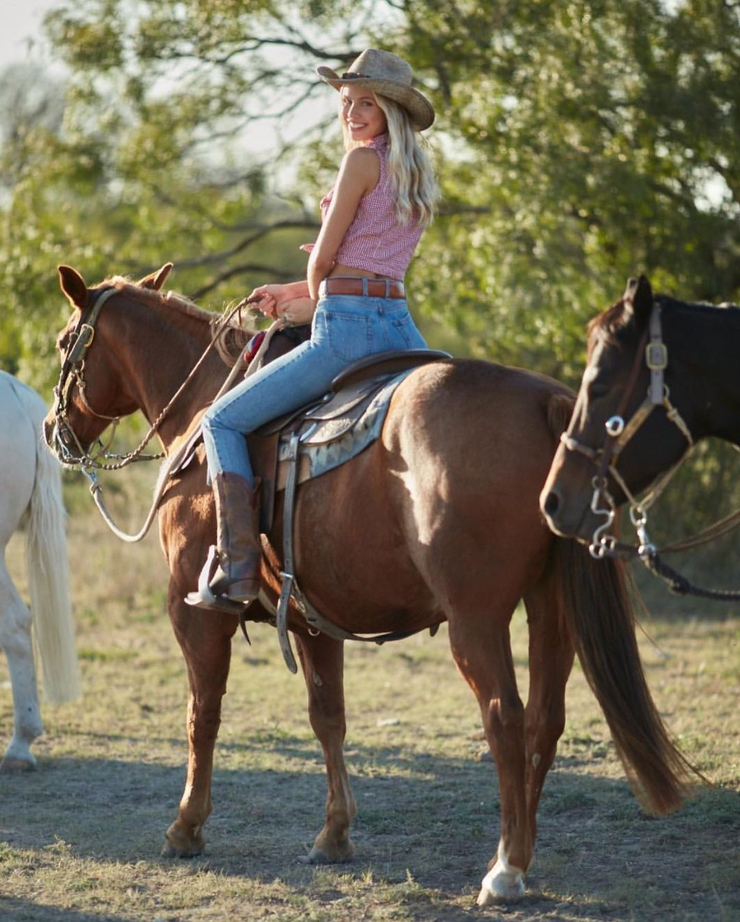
[248,348,450,533]
[179,347,450,665]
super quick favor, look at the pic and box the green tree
[1,0,738,390]
[402,0,739,379]
[2,0,739,584]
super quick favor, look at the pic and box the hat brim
[317,66,435,131]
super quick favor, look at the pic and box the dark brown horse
[45,265,693,904]
[540,275,740,549]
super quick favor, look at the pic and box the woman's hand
[247,281,311,320]
[277,296,317,326]
[247,284,283,319]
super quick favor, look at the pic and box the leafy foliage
[4,0,736,386]
[1,0,739,563]
[402,0,739,378]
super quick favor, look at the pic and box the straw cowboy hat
[317,49,435,131]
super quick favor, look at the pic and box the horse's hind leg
[522,563,575,843]
[446,606,530,903]
[0,560,43,771]
[294,631,356,863]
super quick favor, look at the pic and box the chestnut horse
[45,265,692,904]
[540,275,740,549]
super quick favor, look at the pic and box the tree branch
[174,219,321,268]
[189,262,297,300]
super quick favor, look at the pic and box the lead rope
[640,550,740,600]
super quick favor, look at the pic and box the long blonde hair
[341,95,439,227]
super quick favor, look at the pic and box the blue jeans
[201,294,427,484]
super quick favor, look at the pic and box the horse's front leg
[294,630,356,863]
[0,563,43,772]
[162,588,238,857]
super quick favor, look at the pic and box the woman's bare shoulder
[338,146,381,193]
[341,146,380,175]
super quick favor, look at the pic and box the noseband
[559,303,693,559]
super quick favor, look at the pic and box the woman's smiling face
[340,84,388,142]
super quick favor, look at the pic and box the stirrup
[185,545,250,614]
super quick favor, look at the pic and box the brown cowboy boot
[208,472,261,603]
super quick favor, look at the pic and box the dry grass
[0,472,738,922]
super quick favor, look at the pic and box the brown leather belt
[320,277,405,299]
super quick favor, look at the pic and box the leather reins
[49,286,257,472]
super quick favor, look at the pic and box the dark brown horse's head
[44,263,173,463]
[540,276,692,544]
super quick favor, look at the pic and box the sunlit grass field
[1,471,738,922]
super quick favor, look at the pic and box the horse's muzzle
[539,483,599,543]
[540,485,576,537]
[44,417,83,466]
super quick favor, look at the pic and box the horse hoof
[477,861,526,905]
[299,842,355,864]
[0,756,37,773]
[161,840,204,859]
[162,825,206,859]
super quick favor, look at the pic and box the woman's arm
[306,147,380,300]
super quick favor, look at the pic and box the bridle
[48,285,166,471]
[47,283,265,543]
[559,301,694,560]
[49,284,249,473]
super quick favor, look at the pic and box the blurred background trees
[1,0,739,593]
[2,0,737,389]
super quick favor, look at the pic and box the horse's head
[44,263,173,466]
[540,275,693,547]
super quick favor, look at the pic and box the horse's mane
[101,275,254,365]
[588,298,628,343]
[585,298,633,358]
[586,291,740,358]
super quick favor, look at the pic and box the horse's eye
[589,382,609,399]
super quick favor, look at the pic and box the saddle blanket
[170,367,415,493]
[275,368,414,485]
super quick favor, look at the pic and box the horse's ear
[138,263,173,290]
[57,265,88,310]
[623,274,653,326]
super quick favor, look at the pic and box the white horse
[0,371,80,770]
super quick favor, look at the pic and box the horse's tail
[25,416,81,705]
[553,537,693,813]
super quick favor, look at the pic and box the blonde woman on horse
[197,48,439,608]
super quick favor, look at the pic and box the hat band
[341,72,369,79]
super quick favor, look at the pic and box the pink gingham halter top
[310,134,425,281]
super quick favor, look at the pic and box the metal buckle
[645,341,667,370]
[67,324,96,364]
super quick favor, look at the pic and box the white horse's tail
[25,410,81,704]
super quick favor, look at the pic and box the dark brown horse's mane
[102,275,254,365]
[585,297,632,357]
[586,290,740,361]
[588,292,740,346]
